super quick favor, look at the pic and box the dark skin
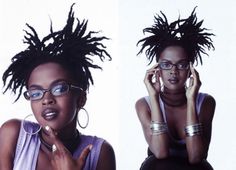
[0,62,116,170]
[136,46,215,168]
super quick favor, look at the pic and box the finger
[189,62,200,84]
[44,125,57,139]
[144,69,156,83]
[77,144,92,168]
[44,126,68,154]
[149,62,159,70]
[188,77,194,87]
[189,62,194,74]
[146,63,159,73]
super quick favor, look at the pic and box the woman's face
[27,62,83,131]
[158,46,190,91]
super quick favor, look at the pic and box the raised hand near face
[186,62,202,100]
[144,63,161,96]
[45,126,92,170]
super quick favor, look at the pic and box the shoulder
[201,93,216,111]
[96,141,116,170]
[135,97,148,108]
[135,97,150,115]
[0,119,21,139]
[204,93,216,104]
[0,119,21,166]
[135,97,151,123]
[199,93,216,122]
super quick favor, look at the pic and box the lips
[168,77,179,84]
[42,108,58,121]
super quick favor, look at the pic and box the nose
[170,65,179,75]
[42,91,55,105]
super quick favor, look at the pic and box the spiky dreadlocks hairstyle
[2,4,111,101]
[137,7,214,65]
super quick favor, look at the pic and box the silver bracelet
[185,123,203,137]
[150,121,168,135]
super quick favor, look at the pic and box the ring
[52,144,57,152]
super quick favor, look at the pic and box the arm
[185,95,215,164]
[135,63,169,159]
[96,141,116,170]
[0,119,21,170]
[185,63,216,163]
[136,98,169,159]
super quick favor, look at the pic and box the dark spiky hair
[2,4,111,101]
[137,7,214,65]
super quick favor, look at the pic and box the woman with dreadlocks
[136,8,215,170]
[0,4,116,170]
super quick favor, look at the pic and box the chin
[165,84,185,91]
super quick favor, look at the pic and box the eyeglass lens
[159,62,189,70]
[26,83,70,100]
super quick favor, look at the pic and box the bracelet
[150,121,168,135]
[184,123,203,137]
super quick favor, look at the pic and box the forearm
[185,99,205,163]
[148,95,169,158]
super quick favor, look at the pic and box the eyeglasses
[159,61,189,70]
[24,82,83,101]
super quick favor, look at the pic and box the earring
[77,108,89,129]
[23,114,42,135]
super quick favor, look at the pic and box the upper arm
[96,141,116,170]
[199,94,216,154]
[0,119,21,170]
[135,98,152,143]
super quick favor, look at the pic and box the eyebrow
[159,59,189,63]
[28,79,69,89]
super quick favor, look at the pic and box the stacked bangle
[185,123,203,137]
[150,121,168,135]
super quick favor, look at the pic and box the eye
[177,62,189,69]
[29,89,43,99]
[51,84,69,96]
[160,62,172,69]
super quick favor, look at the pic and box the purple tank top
[13,121,105,170]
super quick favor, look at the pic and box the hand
[186,62,202,100]
[144,63,161,96]
[45,126,92,170]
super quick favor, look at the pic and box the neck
[40,129,80,154]
[160,86,187,107]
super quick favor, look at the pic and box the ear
[77,93,87,108]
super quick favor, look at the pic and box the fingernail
[89,145,93,150]
[45,126,50,131]
[52,144,57,152]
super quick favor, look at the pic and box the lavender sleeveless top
[13,121,105,170]
[144,92,207,157]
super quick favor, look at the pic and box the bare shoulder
[135,97,148,111]
[0,118,21,135]
[135,97,151,123]
[203,94,216,105]
[0,119,21,149]
[96,141,116,170]
[0,119,21,169]
[200,94,216,122]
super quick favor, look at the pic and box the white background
[0,0,236,170]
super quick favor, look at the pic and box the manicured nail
[45,126,50,131]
